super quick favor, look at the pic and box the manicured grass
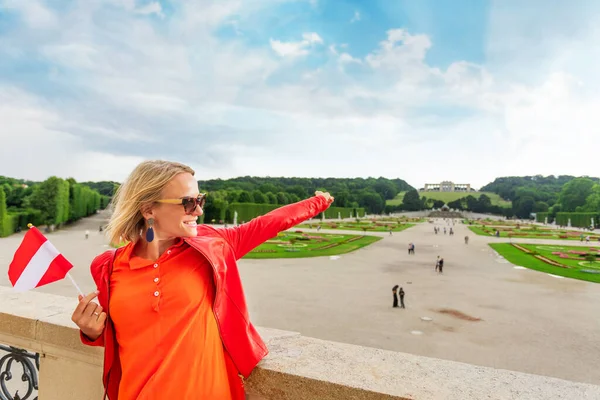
[469,225,600,241]
[243,231,382,259]
[297,221,415,232]
[387,191,512,207]
[489,243,600,283]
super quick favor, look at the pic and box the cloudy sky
[1,0,598,190]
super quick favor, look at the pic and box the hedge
[0,187,8,237]
[322,206,366,219]
[226,203,279,224]
[555,212,598,228]
[535,212,553,223]
[220,202,364,224]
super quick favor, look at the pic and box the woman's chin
[182,223,198,236]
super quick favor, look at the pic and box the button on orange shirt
[109,238,237,400]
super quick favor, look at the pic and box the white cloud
[0,0,58,29]
[135,2,164,18]
[270,32,323,57]
[350,11,360,23]
[339,53,361,64]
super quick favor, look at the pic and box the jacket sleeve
[80,330,105,347]
[78,250,114,348]
[217,195,331,259]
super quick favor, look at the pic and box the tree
[432,200,445,209]
[359,191,385,214]
[276,192,290,205]
[402,190,421,211]
[251,190,268,204]
[447,199,463,210]
[266,192,278,205]
[465,195,478,212]
[238,191,254,203]
[28,177,66,226]
[582,184,600,212]
[287,185,307,199]
[477,194,492,212]
[514,196,535,219]
[533,201,549,212]
[372,181,398,200]
[558,177,596,212]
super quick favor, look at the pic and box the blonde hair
[105,160,195,245]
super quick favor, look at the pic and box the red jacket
[79,196,330,399]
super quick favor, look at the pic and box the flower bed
[534,255,570,268]
[512,243,531,253]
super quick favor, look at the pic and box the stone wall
[1,286,599,400]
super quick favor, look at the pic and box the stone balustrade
[1,286,599,400]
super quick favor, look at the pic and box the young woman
[71,160,334,400]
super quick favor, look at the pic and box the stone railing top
[1,286,600,400]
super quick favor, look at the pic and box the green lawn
[469,225,600,241]
[297,221,415,232]
[243,231,382,259]
[387,191,511,207]
[489,243,600,283]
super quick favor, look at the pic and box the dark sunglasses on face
[156,193,207,214]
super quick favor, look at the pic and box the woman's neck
[135,237,177,261]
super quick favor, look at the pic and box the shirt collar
[127,237,186,270]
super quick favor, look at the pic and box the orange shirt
[109,238,239,400]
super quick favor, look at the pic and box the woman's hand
[315,190,334,204]
[71,291,107,341]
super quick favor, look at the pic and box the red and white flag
[8,226,74,292]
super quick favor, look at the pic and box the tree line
[0,175,111,237]
[385,190,510,216]
[198,176,414,221]
[481,175,600,219]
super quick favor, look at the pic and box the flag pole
[27,223,84,297]
[66,272,85,296]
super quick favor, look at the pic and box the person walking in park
[435,256,440,272]
[392,285,399,308]
[85,230,89,239]
[399,287,405,309]
[438,257,444,274]
[464,235,469,244]
[71,160,334,400]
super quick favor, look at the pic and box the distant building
[422,181,472,192]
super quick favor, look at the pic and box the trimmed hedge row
[212,202,365,224]
[0,188,8,237]
[536,212,552,223]
[0,178,108,237]
[556,212,598,228]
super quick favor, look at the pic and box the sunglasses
[156,193,207,214]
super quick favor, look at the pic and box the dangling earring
[146,218,155,242]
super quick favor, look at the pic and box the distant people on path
[449,228,454,235]
[392,285,399,308]
[408,242,415,255]
[85,230,89,239]
[435,256,440,272]
[399,287,405,309]
[438,258,444,274]
[443,227,447,235]
[389,228,393,236]
[464,235,469,244]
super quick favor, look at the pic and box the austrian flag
[8,226,74,292]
